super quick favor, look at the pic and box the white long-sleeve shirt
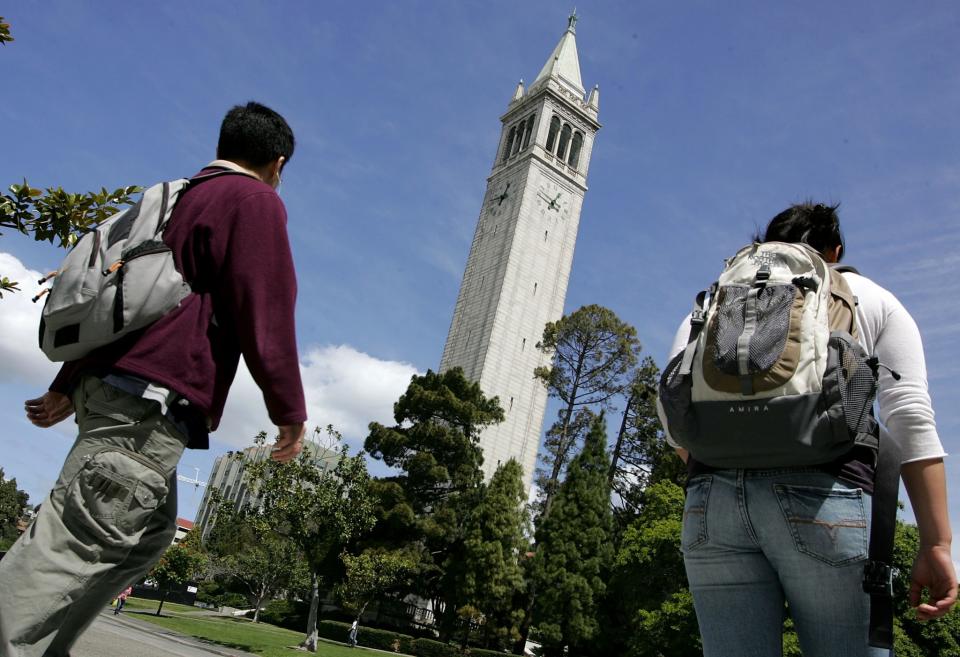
[664,271,946,464]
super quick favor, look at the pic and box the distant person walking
[661,203,956,656]
[0,102,308,657]
[113,587,133,615]
[349,619,359,647]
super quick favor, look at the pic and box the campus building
[172,517,194,545]
[439,14,601,492]
[194,440,337,541]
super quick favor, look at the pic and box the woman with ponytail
[665,202,956,656]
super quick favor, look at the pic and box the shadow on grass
[124,609,173,619]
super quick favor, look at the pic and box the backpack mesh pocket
[712,284,797,375]
[833,334,879,435]
[658,351,696,444]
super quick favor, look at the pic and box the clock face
[536,179,571,219]
[487,180,514,218]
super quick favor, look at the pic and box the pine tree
[531,414,614,657]
[449,459,529,650]
[364,367,504,640]
[534,305,640,513]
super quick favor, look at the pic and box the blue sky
[1,1,958,559]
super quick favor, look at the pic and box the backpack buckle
[690,309,705,326]
[862,560,896,597]
[755,264,771,282]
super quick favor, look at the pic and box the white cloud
[0,253,61,387]
[216,345,419,449]
[0,252,420,451]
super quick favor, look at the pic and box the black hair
[754,202,845,260]
[216,101,295,169]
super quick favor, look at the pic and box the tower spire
[532,14,584,94]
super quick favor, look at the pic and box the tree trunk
[155,589,167,616]
[252,584,266,623]
[608,388,636,485]
[543,353,586,518]
[300,571,320,652]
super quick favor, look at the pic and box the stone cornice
[487,149,589,193]
[501,79,601,130]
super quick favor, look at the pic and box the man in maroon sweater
[0,102,307,657]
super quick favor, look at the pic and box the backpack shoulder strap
[827,266,859,338]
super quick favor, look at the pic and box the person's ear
[271,156,285,189]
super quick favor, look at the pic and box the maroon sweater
[51,167,307,448]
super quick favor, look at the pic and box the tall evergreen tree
[531,414,614,657]
[603,480,700,657]
[608,357,686,523]
[534,305,640,513]
[448,459,529,651]
[364,367,504,639]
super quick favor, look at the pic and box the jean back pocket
[774,483,868,566]
[681,476,712,552]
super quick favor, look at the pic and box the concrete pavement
[72,609,260,657]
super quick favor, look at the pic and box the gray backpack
[657,241,879,467]
[37,171,238,361]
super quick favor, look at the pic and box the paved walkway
[72,609,261,657]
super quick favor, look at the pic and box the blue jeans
[682,469,890,657]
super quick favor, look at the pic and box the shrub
[259,599,309,631]
[411,637,461,657]
[215,592,249,609]
[318,620,351,643]
[358,626,414,653]
[466,649,510,657]
[316,619,414,653]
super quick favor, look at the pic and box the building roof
[176,517,195,530]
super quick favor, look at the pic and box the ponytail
[757,202,844,260]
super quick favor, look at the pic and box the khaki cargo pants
[0,376,187,657]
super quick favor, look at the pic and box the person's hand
[910,544,958,620]
[272,423,305,462]
[24,391,73,428]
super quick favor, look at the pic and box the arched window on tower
[568,131,584,169]
[546,116,560,153]
[502,126,516,162]
[521,114,536,149]
[510,125,522,156]
[557,124,572,161]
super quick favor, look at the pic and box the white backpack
[657,241,879,467]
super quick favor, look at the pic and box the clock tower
[439,14,601,492]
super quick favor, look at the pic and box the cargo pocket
[681,476,712,552]
[774,483,868,566]
[63,447,168,549]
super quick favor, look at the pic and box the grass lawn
[120,597,391,657]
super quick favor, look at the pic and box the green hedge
[258,599,310,631]
[359,626,415,653]
[411,638,461,657]
[317,620,414,653]
[466,649,511,657]
[317,620,351,643]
